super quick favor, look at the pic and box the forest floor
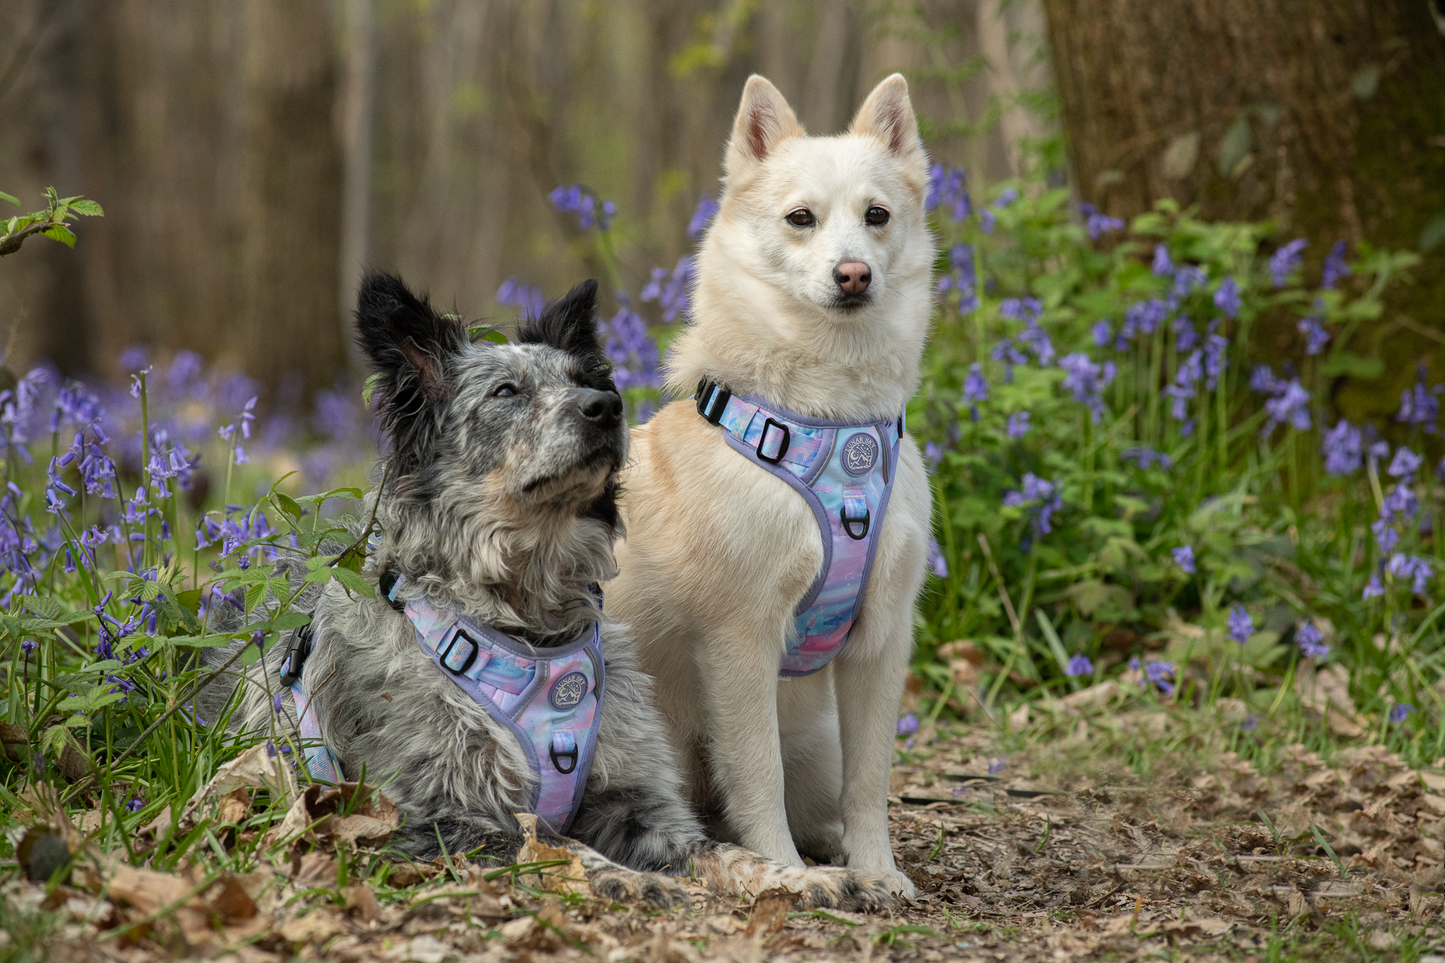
[8,683,1445,963]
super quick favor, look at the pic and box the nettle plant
[915,165,1437,761]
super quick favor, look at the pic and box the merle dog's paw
[588,868,689,909]
[789,867,901,911]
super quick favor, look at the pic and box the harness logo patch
[549,671,589,711]
[841,432,879,476]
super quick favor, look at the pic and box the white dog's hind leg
[778,675,844,862]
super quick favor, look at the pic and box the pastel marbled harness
[279,571,604,834]
[695,379,902,676]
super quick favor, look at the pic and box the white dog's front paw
[867,866,916,900]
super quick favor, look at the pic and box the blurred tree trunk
[237,0,343,391]
[1042,0,1445,420]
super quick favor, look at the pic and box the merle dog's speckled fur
[205,272,897,910]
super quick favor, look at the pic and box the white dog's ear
[726,75,804,175]
[849,73,923,161]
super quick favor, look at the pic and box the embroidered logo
[549,671,589,710]
[841,432,879,476]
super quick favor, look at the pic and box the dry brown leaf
[270,782,399,850]
[291,851,338,888]
[182,743,297,830]
[343,883,382,922]
[745,887,800,937]
[276,907,347,949]
[514,812,588,897]
[1059,680,1120,713]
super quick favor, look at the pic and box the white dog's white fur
[608,74,934,897]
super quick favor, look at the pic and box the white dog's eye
[493,383,518,398]
[865,206,890,226]
[786,209,816,227]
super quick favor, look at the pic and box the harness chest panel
[282,577,605,835]
[696,381,903,676]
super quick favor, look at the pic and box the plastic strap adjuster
[439,629,480,675]
[756,418,791,464]
[278,623,315,688]
[695,379,732,425]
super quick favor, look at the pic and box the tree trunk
[237,0,343,392]
[1041,0,1445,421]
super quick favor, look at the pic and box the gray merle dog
[207,272,894,909]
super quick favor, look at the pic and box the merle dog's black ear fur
[517,279,615,392]
[355,271,467,473]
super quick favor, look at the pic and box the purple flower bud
[897,713,920,736]
[1213,277,1241,319]
[1269,238,1307,287]
[1296,622,1329,660]
[1228,603,1253,643]
[1389,703,1415,723]
[1172,545,1196,574]
[1064,653,1093,677]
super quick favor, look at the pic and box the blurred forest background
[2,0,1443,417]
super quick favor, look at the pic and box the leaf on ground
[182,742,298,831]
[745,887,801,937]
[514,812,589,897]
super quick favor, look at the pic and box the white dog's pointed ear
[849,74,923,160]
[726,75,804,175]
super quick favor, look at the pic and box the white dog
[609,74,934,897]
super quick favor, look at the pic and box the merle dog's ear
[355,271,467,470]
[517,279,615,392]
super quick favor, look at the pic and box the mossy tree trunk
[1041,0,1445,421]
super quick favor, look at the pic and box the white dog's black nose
[834,260,871,296]
[578,388,623,428]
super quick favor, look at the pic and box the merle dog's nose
[577,388,622,428]
[834,260,871,295]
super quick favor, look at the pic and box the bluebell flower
[1228,603,1253,643]
[925,165,972,221]
[1386,553,1433,595]
[1002,473,1063,550]
[1321,240,1350,289]
[897,713,920,736]
[497,277,548,319]
[1124,299,1168,337]
[125,796,145,813]
[1298,317,1330,355]
[1263,379,1311,436]
[1174,316,1198,353]
[1172,545,1196,574]
[1388,446,1422,480]
[1171,266,1209,304]
[1363,573,1384,599]
[1250,364,1279,395]
[962,363,989,421]
[548,184,614,230]
[1202,321,1229,389]
[1079,202,1123,239]
[687,195,719,239]
[1389,703,1416,723]
[1240,715,1259,731]
[1144,659,1176,696]
[1065,653,1093,677]
[1121,447,1172,470]
[1092,320,1113,347]
[991,339,1028,383]
[928,537,948,578]
[936,243,979,313]
[993,187,1019,208]
[978,209,996,234]
[923,441,943,470]
[1059,353,1116,423]
[21,638,35,656]
[1006,411,1031,439]
[640,255,695,323]
[1296,622,1329,660]
[988,759,1007,775]
[1372,518,1400,554]
[1397,364,1441,433]
[1321,420,1363,476]
[1151,244,1174,276]
[1214,277,1241,319]
[602,306,661,390]
[1269,238,1307,287]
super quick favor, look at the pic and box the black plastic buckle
[438,629,480,676]
[550,741,579,774]
[695,379,732,425]
[378,566,406,612]
[278,623,315,688]
[756,417,791,464]
[841,506,871,540]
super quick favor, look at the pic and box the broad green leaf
[274,492,304,519]
[67,198,103,216]
[42,224,76,247]
[0,191,18,206]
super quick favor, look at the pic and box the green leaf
[66,198,103,217]
[42,224,76,248]
[362,372,385,410]
[0,191,18,206]
[1319,352,1383,379]
[330,565,375,598]
[274,492,304,519]
[1215,114,1251,178]
[1420,213,1445,254]
[268,611,313,632]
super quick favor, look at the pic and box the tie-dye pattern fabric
[697,382,902,676]
[391,574,605,834]
[285,659,345,783]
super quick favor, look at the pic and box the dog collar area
[383,571,605,834]
[694,378,903,677]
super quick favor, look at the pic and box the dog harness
[695,379,902,676]
[279,572,605,834]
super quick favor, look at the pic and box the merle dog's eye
[786,209,816,227]
[493,383,518,398]
[865,206,890,226]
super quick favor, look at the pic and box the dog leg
[778,676,845,862]
[685,841,895,911]
[697,628,803,868]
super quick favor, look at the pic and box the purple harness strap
[281,575,604,835]
[696,380,903,676]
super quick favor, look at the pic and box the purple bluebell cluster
[1321,420,1363,476]
[640,256,695,323]
[601,303,661,392]
[1065,652,1093,677]
[925,165,972,221]
[1002,473,1062,551]
[1269,238,1307,288]
[937,243,979,313]
[1252,366,1311,437]
[497,277,548,320]
[548,184,616,231]
[1121,447,1172,470]
[927,537,948,578]
[1297,317,1331,355]
[962,363,989,421]
[1385,553,1432,595]
[1171,545,1195,574]
[1296,622,1329,660]
[1001,298,1055,366]
[1078,202,1124,240]
[1397,363,1441,433]
[1228,603,1253,643]
[1213,277,1241,319]
[1059,353,1117,423]
[896,713,920,736]
[1006,411,1031,440]
[687,195,719,239]
[991,338,1027,384]
[1389,703,1416,724]
[1129,657,1177,697]
[1321,240,1351,290]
